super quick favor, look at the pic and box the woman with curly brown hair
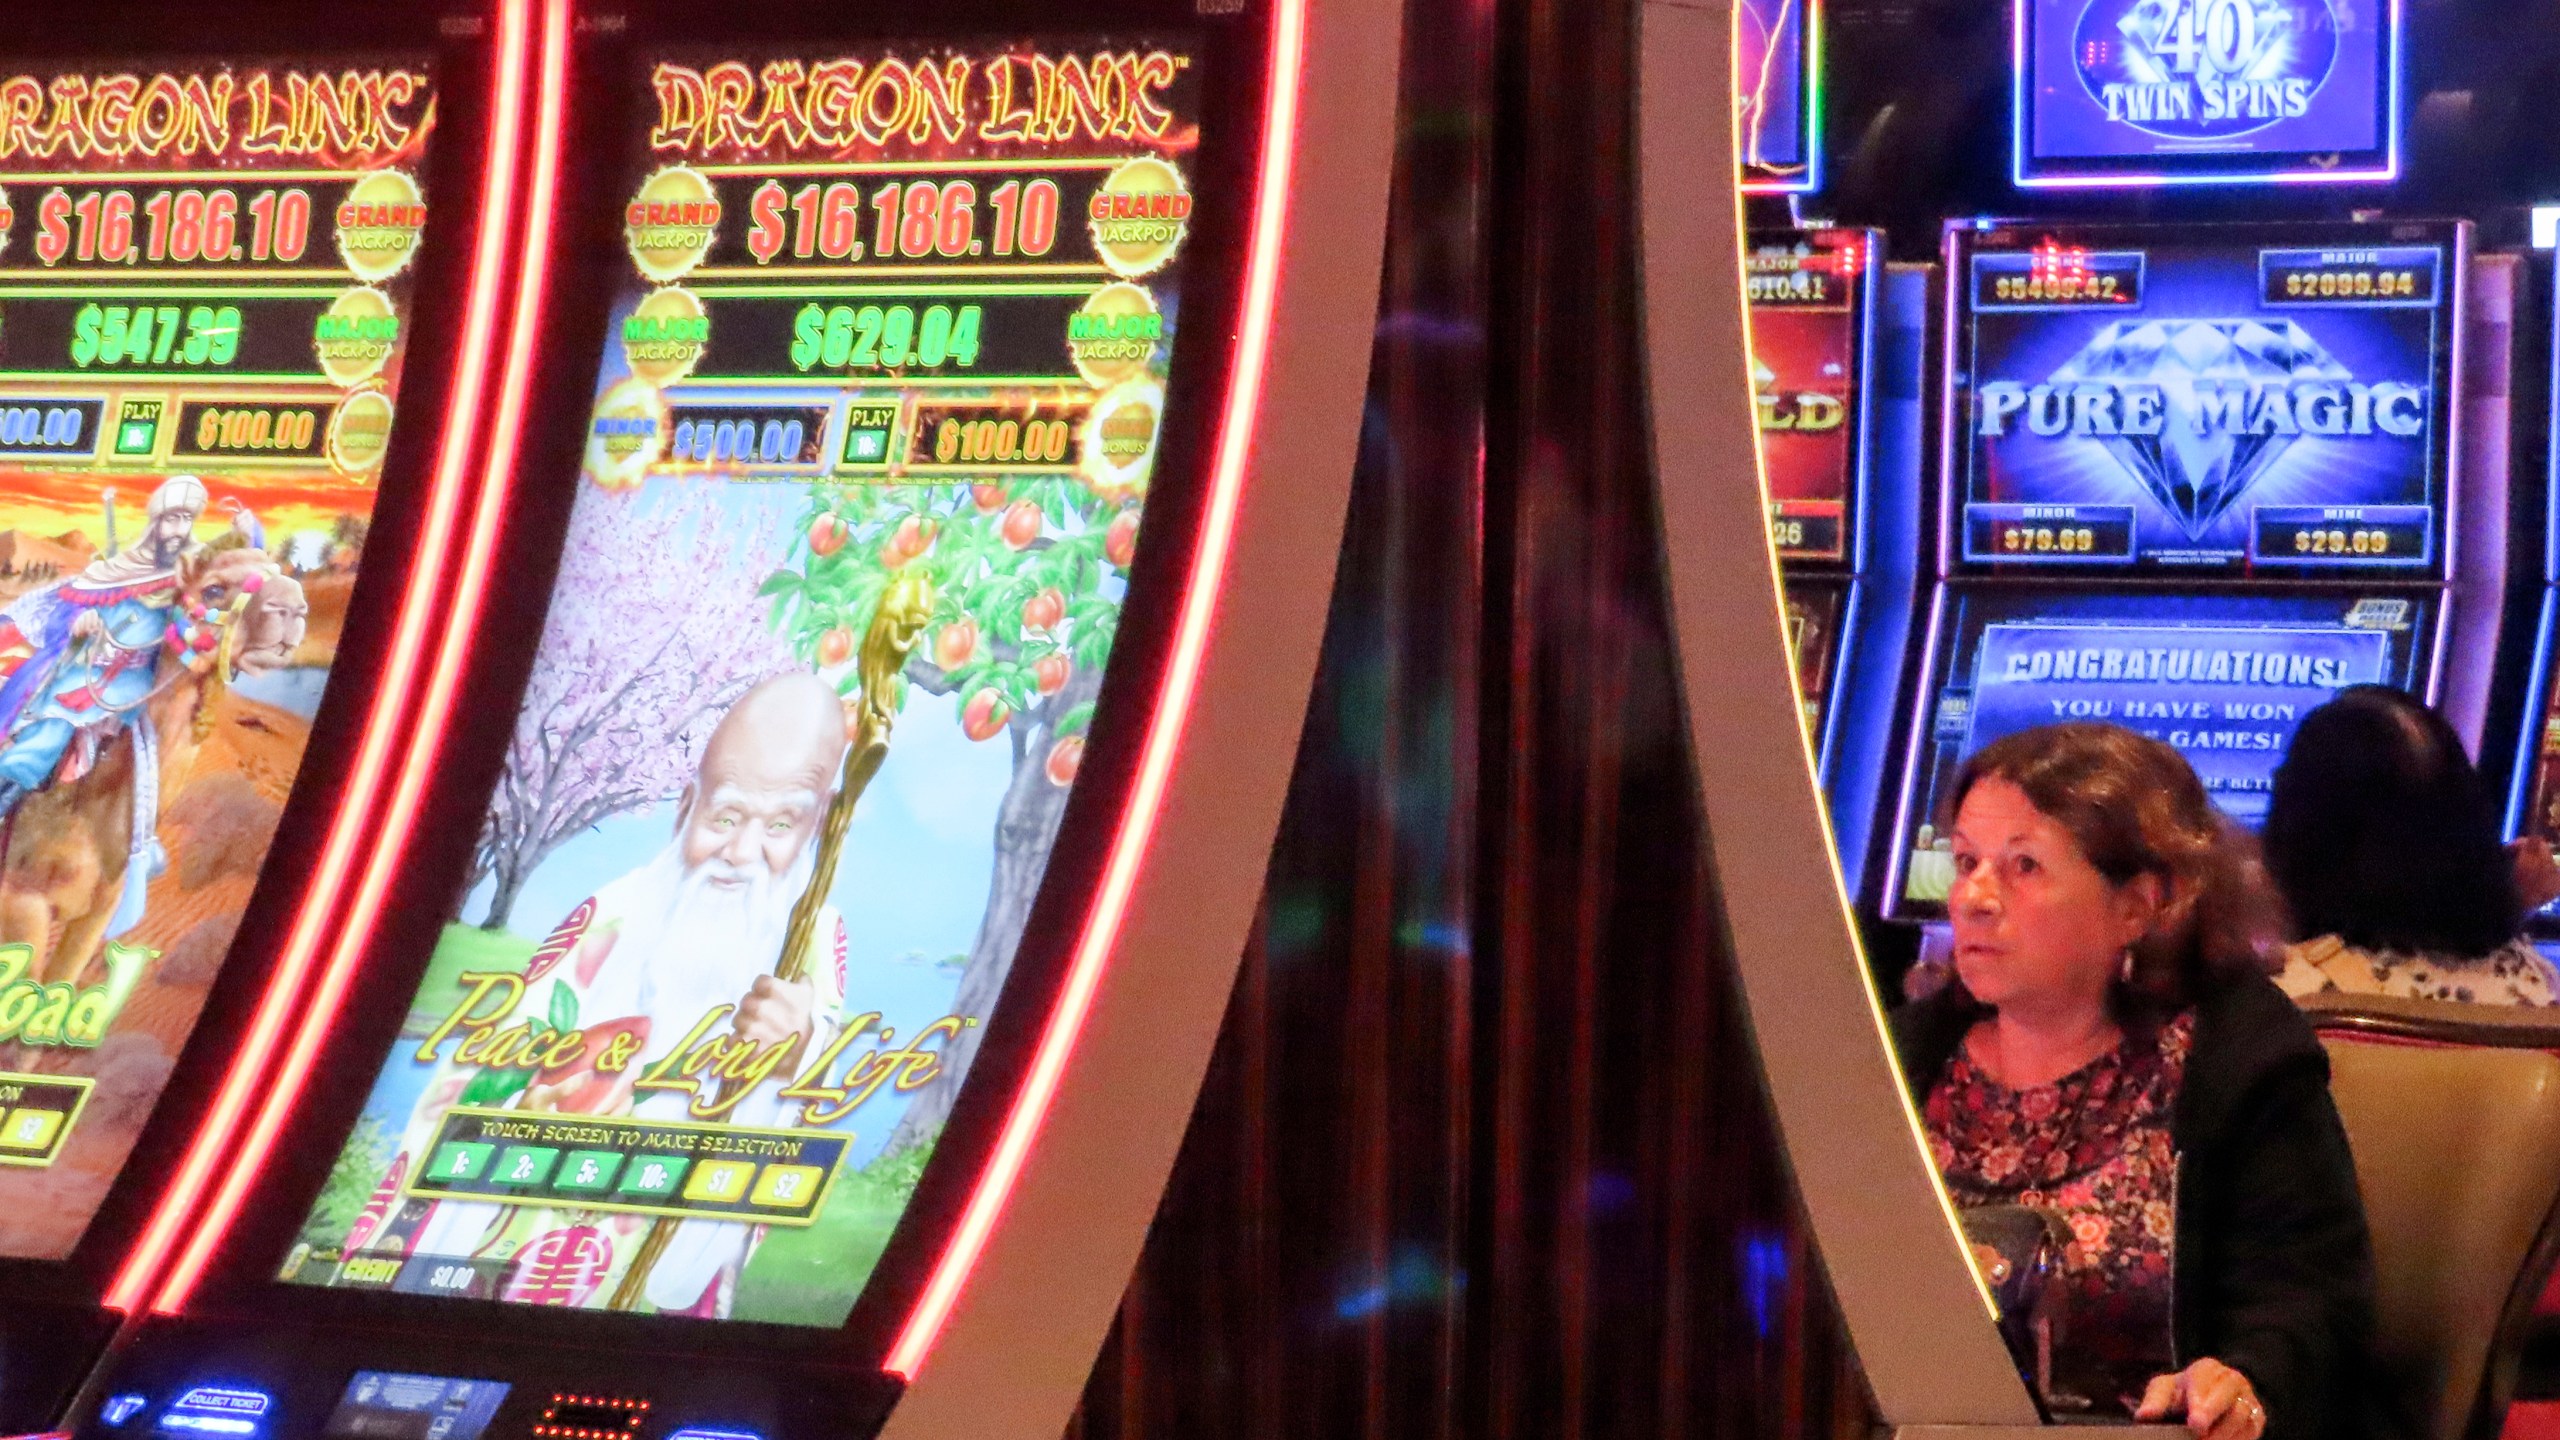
[1892,722,2380,1440]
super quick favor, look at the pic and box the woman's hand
[2135,1358,2265,1439]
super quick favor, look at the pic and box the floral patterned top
[1923,1013,2193,1416]
[2277,934,2560,1007]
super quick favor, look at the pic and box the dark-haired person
[2264,686,2560,1007]
[1893,723,2378,1439]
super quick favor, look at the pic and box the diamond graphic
[2047,318,2351,538]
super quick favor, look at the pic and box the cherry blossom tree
[470,485,794,931]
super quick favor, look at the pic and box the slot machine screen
[1783,577,1847,742]
[2014,0,2401,187]
[1946,222,2462,582]
[0,54,436,1259]
[1737,0,1819,192]
[1889,586,2435,914]
[277,35,1201,1327]
[1747,228,1873,568]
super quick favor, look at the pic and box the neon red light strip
[104,0,538,1314]
[147,0,567,1314]
[881,0,1311,1381]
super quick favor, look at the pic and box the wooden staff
[607,570,937,1312]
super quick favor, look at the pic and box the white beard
[619,836,822,1315]
[405,830,825,1318]
[579,834,818,1128]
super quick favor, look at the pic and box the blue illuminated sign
[159,1387,273,1437]
[1966,621,2388,781]
[1944,223,2461,579]
[1888,586,2437,915]
[2014,0,2402,187]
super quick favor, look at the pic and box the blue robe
[0,572,183,795]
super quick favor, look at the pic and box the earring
[2118,949,2135,984]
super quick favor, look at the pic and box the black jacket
[1893,971,2381,1440]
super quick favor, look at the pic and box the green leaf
[1055,701,1096,738]
[1075,618,1117,670]
[758,569,803,599]
[547,980,579,1034]
[459,1063,531,1108]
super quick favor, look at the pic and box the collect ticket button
[553,1149,624,1195]
[748,1164,822,1209]
[0,1108,61,1152]
[617,1153,691,1200]
[491,1145,560,1188]
[681,1159,756,1204]
[428,1140,497,1181]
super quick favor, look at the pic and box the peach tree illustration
[761,470,1140,1151]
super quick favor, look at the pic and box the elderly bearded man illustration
[0,475,220,817]
[394,672,856,1317]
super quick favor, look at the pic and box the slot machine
[1884,220,2507,919]
[1742,228,1928,893]
[2504,277,2560,900]
[1729,0,1937,897]
[0,3,551,1427]
[66,1,1394,1439]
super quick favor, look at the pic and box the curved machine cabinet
[1638,0,2046,1432]
[0,3,547,1427]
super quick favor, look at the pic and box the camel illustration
[0,542,308,985]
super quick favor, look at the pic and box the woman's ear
[2114,872,2168,950]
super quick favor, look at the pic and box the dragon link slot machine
[0,1,559,1430]
[61,2,1390,1440]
